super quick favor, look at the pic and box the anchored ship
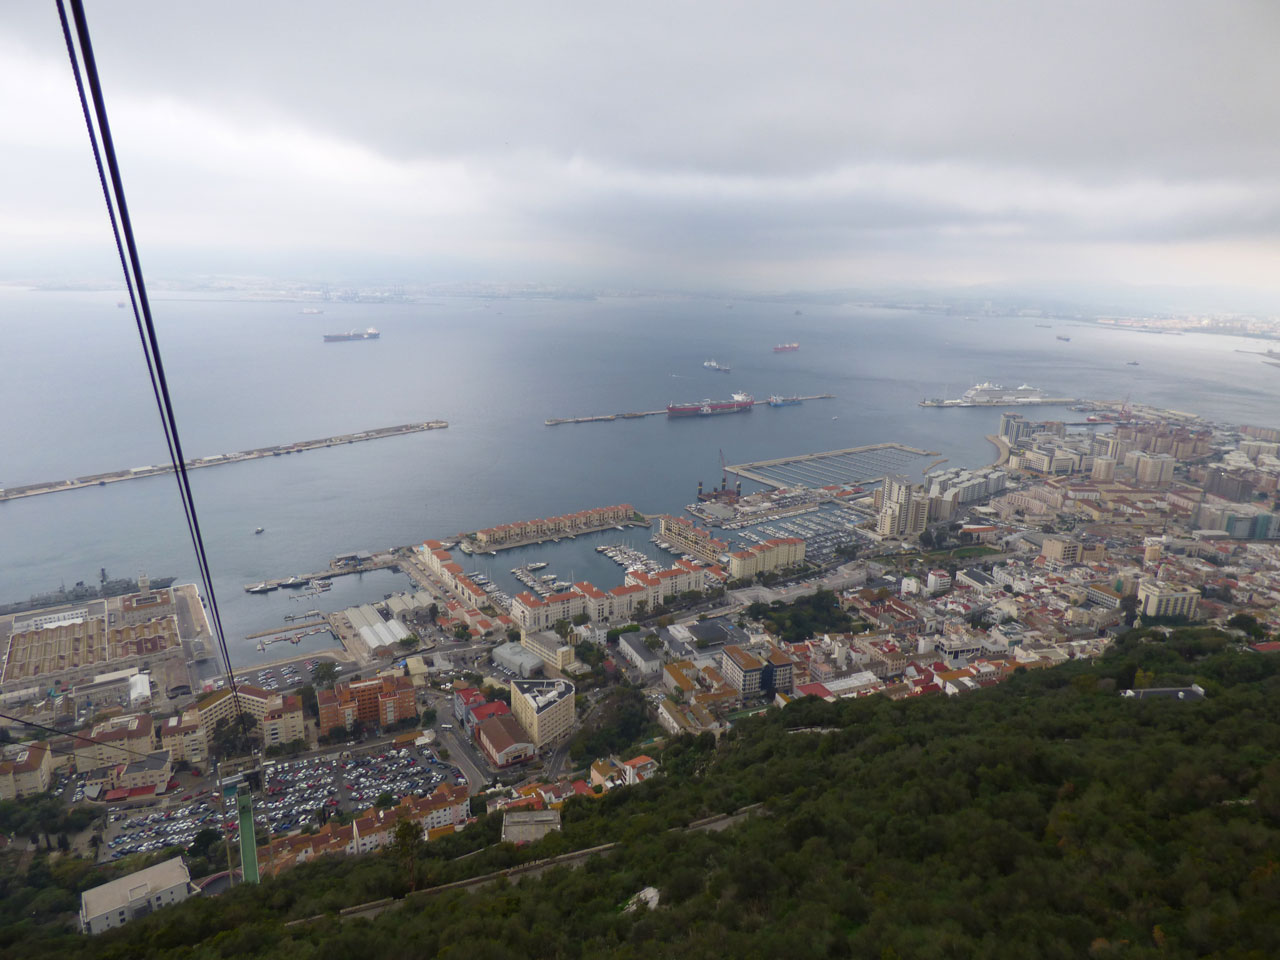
[323,327,380,342]
[773,342,800,352]
[920,381,1074,407]
[667,394,754,417]
[703,359,731,372]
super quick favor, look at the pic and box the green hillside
[6,627,1280,959]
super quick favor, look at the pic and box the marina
[726,442,938,490]
[0,420,449,502]
[544,393,835,425]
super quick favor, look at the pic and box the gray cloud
[3,1,1280,298]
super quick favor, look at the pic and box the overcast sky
[3,1,1280,303]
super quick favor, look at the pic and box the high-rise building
[874,476,928,537]
[510,679,575,747]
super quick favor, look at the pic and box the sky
[3,1,1280,305]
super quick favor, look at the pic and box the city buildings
[317,675,416,733]
[0,742,53,800]
[1136,580,1200,619]
[510,679,575,747]
[476,714,536,767]
[79,857,192,935]
[874,475,929,538]
[727,537,806,580]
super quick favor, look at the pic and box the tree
[571,612,590,626]
[391,817,426,891]
[919,529,935,550]
[453,623,471,641]
[1120,594,1139,628]
[375,792,395,809]
[312,662,340,688]
[427,603,439,622]
[399,635,419,651]
[211,715,258,759]
[298,684,319,718]
[553,619,572,640]
[421,707,437,725]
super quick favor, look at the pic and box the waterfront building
[80,857,192,935]
[510,679,575,747]
[469,504,635,548]
[874,476,929,538]
[726,537,806,580]
[656,515,730,563]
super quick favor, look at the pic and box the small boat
[255,527,265,535]
[1126,361,1140,366]
[1056,335,1071,342]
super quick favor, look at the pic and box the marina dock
[726,442,939,489]
[0,421,448,503]
[544,394,835,425]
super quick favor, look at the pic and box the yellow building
[510,679,575,747]
[727,537,806,580]
[1137,580,1199,619]
[0,743,53,800]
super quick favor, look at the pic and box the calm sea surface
[1,287,1275,664]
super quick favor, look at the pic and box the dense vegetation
[745,588,858,643]
[7,626,1280,958]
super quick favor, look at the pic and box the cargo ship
[1056,335,1071,342]
[773,343,800,352]
[323,327,380,342]
[703,359,731,372]
[667,394,754,417]
[767,395,802,407]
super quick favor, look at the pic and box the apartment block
[510,679,575,747]
[1137,580,1200,619]
[318,675,416,734]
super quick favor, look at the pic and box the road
[436,727,488,795]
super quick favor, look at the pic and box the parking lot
[103,791,220,860]
[98,741,469,861]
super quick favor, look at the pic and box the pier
[726,442,939,490]
[242,555,397,593]
[544,394,835,425]
[0,421,448,503]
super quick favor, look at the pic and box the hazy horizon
[4,2,1280,313]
